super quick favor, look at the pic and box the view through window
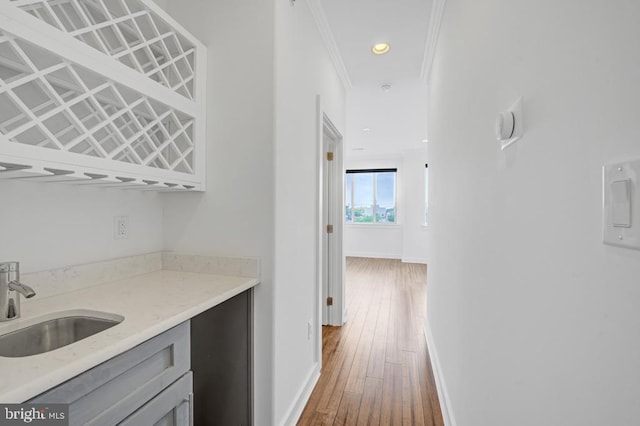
[345,169,396,223]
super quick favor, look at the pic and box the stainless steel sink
[0,315,123,357]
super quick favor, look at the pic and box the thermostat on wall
[495,97,524,150]
[495,111,515,141]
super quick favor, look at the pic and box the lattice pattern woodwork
[0,31,194,173]
[11,0,196,100]
[0,0,205,190]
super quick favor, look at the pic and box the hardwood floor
[298,257,444,426]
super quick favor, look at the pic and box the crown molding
[306,0,353,89]
[420,0,447,84]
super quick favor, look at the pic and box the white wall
[345,223,403,259]
[344,153,428,263]
[161,0,346,424]
[273,1,346,423]
[401,149,429,264]
[428,1,640,425]
[160,0,275,424]
[0,180,163,273]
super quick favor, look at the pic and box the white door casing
[316,96,345,330]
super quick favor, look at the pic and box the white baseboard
[281,362,321,426]
[401,257,428,264]
[345,251,401,259]
[424,321,457,426]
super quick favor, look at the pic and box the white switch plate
[603,160,640,249]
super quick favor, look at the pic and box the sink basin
[0,314,123,357]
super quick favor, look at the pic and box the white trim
[345,252,400,260]
[315,96,324,353]
[281,363,321,426]
[306,0,352,89]
[322,112,345,327]
[420,0,447,84]
[424,321,457,426]
[401,257,428,264]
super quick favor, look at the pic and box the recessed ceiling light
[381,84,391,92]
[362,128,371,132]
[371,43,390,55]
[353,147,365,151]
[422,139,429,143]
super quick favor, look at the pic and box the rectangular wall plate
[603,159,640,249]
[114,216,129,240]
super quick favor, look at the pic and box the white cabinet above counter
[0,0,207,191]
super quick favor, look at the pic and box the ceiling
[309,0,436,158]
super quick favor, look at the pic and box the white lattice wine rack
[0,0,206,191]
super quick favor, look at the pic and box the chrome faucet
[0,262,35,321]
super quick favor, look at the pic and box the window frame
[345,168,397,224]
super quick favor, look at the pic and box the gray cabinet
[30,322,192,426]
[191,289,252,425]
[120,372,193,426]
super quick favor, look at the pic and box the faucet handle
[0,261,19,273]
[0,261,19,284]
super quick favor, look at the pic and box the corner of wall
[425,320,457,426]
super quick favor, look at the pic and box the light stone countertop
[0,269,259,403]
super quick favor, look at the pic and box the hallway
[298,257,443,425]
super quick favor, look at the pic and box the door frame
[315,96,345,362]
[322,113,344,327]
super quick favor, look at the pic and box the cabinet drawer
[30,322,190,426]
[120,372,193,426]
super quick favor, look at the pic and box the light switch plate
[603,160,640,249]
[611,179,631,227]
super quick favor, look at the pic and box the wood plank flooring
[298,257,444,426]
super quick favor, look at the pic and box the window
[424,164,429,224]
[345,169,397,223]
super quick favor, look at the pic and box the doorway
[322,116,343,326]
[316,97,345,335]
